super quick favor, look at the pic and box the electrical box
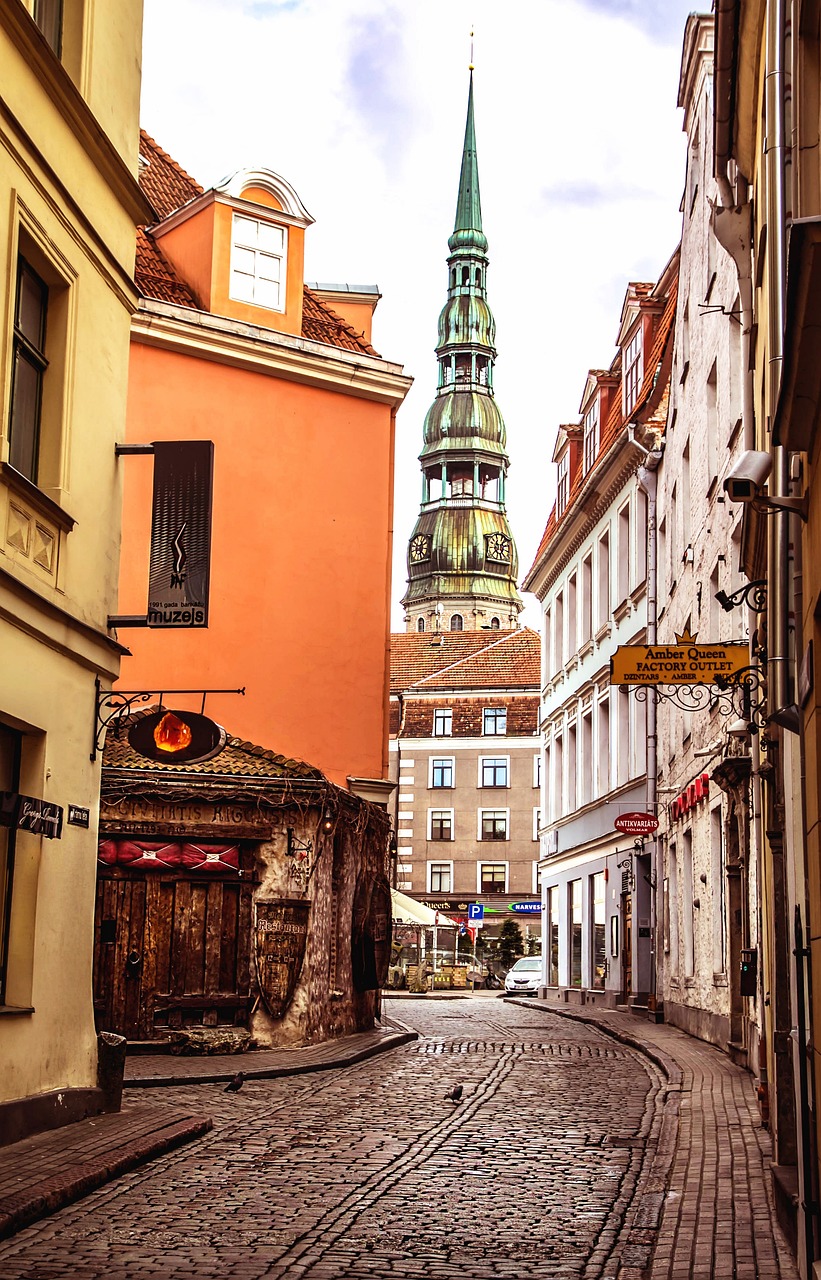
[741,947,757,997]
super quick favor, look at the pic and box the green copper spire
[402,72,522,634]
[449,72,487,254]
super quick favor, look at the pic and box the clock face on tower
[486,533,512,563]
[410,534,431,563]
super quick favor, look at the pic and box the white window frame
[427,808,455,841]
[478,755,510,788]
[623,325,643,416]
[557,450,569,515]
[532,861,543,894]
[478,807,510,841]
[582,396,599,475]
[230,213,287,312]
[429,756,455,789]
[533,807,541,841]
[482,707,507,736]
[427,860,454,894]
[433,708,453,737]
[533,754,542,788]
[476,860,510,894]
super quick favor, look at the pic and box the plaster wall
[118,341,397,789]
[654,39,753,1043]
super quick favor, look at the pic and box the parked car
[504,955,542,995]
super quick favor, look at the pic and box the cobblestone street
[0,998,795,1279]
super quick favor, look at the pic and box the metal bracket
[628,665,768,733]
[92,677,245,761]
[714,580,767,613]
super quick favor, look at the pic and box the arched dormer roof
[215,167,315,227]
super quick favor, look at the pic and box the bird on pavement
[224,1071,245,1093]
[444,1084,463,1104]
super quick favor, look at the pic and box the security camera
[723,450,773,503]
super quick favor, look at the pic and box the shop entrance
[93,866,254,1041]
[621,891,633,1002]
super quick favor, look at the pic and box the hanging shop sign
[0,793,63,839]
[148,440,214,627]
[254,898,311,1019]
[127,708,226,765]
[614,812,659,835]
[610,631,749,686]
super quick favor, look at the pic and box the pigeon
[444,1084,463,1104]
[224,1071,245,1093]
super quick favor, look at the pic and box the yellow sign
[610,637,749,686]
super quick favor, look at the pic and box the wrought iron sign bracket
[714,580,767,613]
[628,665,768,734]
[92,678,245,761]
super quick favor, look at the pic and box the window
[533,754,542,788]
[490,616,500,629]
[417,617,425,633]
[617,504,630,605]
[428,862,452,893]
[533,808,541,840]
[566,721,577,813]
[583,397,599,474]
[581,711,593,808]
[9,258,49,483]
[597,530,610,628]
[557,451,569,515]
[34,0,62,54]
[591,873,605,990]
[479,862,508,893]
[623,326,643,416]
[711,807,726,974]
[547,887,560,986]
[450,614,464,631]
[480,757,508,788]
[581,554,592,644]
[429,810,453,841]
[483,707,507,736]
[570,879,583,987]
[480,809,508,840]
[597,695,610,797]
[433,708,452,737]
[230,214,286,310]
[430,758,454,788]
[682,828,695,978]
[0,724,22,1004]
[567,574,577,658]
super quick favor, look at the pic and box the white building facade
[524,258,677,1009]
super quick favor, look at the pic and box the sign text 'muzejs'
[610,642,749,686]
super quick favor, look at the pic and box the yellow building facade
[0,1,148,1141]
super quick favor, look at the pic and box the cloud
[540,179,656,208]
[576,0,692,42]
[344,8,413,170]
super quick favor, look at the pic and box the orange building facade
[117,136,412,795]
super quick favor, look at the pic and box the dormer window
[623,326,643,416]
[557,451,569,516]
[582,397,599,475]
[230,214,286,311]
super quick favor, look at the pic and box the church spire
[401,73,523,635]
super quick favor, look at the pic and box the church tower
[402,73,523,634]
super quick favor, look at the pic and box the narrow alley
[0,997,795,1279]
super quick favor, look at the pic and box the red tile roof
[390,629,540,694]
[135,132,378,354]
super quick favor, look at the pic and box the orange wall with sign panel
[116,139,411,793]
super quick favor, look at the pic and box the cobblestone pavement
[0,999,665,1279]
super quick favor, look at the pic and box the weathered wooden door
[94,870,253,1040]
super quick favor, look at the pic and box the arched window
[475,268,482,287]
[450,614,464,631]
[461,266,470,285]
[417,617,426,633]
[451,269,456,287]
[490,616,501,629]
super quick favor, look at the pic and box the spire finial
[469,27,474,72]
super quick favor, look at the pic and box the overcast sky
[140,0,701,629]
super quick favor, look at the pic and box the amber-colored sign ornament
[254,899,311,1019]
[610,629,749,686]
[127,708,227,765]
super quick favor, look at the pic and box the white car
[504,955,542,995]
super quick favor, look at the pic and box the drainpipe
[631,426,663,1005]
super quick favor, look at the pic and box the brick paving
[0,997,798,1278]
[514,998,799,1280]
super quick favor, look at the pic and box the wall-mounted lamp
[321,807,335,834]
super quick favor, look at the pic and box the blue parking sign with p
[468,903,484,922]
